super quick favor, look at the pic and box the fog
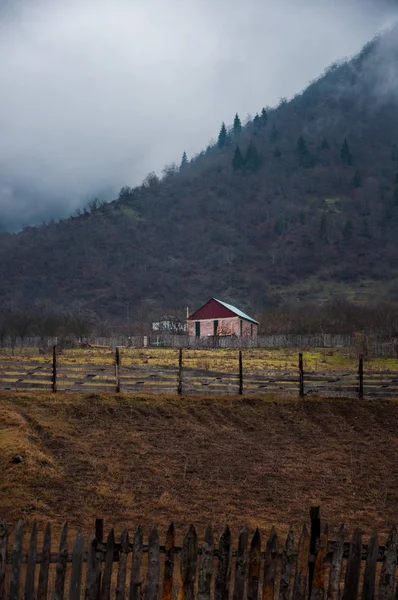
[0,0,397,230]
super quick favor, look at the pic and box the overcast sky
[0,0,397,230]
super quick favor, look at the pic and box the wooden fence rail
[1,510,398,600]
[2,349,398,397]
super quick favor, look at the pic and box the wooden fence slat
[161,523,175,600]
[53,523,68,600]
[361,529,378,600]
[85,534,101,600]
[68,530,84,600]
[101,529,115,600]
[327,525,344,600]
[129,526,143,600]
[116,528,129,600]
[24,520,38,600]
[179,525,197,600]
[247,529,261,600]
[299,353,304,397]
[263,527,278,600]
[232,526,248,600]
[197,526,214,600]
[309,507,321,599]
[378,527,397,600]
[214,526,232,600]
[239,351,243,395]
[292,524,310,600]
[0,520,8,600]
[145,527,160,600]
[38,523,51,600]
[278,528,294,600]
[9,519,24,600]
[178,349,183,395]
[310,528,328,600]
[342,528,362,600]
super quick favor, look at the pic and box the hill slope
[1,27,398,321]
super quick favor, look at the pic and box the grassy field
[1,346,398,373]
[1,391,398,544]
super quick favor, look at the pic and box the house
[187,298,259,337]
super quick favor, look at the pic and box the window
[240,320,243,336]
[195,322,201,337]
[214,320,219,335]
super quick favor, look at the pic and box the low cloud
[0,0,396,230]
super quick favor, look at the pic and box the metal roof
[213,298,259,324]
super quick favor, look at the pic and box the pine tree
[261,108,268,127]
[270,122,277,142]
[245,140,262,172]
[218,122,228,149]
[342,220,353,241]
[319,214,328,242]
[253,113,261,130]
[274,218,284,236]
[296,135,310,167]
[353,169,361,188]
[341,139,353,166]
[274,147,282,158]
[180,151,188,169]
[361,218,371,238]
[321,137,330,150]
[233,113,242,137]
[232,145,245,172]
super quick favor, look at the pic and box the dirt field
[1,392,398,544]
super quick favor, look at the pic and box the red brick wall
[188,317,258,337]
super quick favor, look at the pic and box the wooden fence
[2,349,398,398]
[1,509,398,600]
[4,334,398,356]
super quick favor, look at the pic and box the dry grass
[1,392,398,544]
[2,346,398,373]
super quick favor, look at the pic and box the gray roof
[214,298,259,324]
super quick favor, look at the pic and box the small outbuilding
[188,298,258,338]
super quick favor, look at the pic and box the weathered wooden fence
[1,510,398,600]
[2,349,398,397]
[4,334,398,356]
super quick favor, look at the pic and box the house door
[214,320,219,336]
[195,322,201,337]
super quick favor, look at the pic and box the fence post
[178,349,183,395]
[52,345,57,393]
[95,519,104,544]
[308,506,321,599]
[299,353,304,398]
[115,347,120,393]
[358,355,364,400]
[239,350,243,395]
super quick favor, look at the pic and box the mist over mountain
[1,23,398,324]
[0,0,397,231]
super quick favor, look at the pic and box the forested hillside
[1,27,398,325]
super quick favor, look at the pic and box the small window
[250,324,253,336]
[195,322,201,337]
[214,320,219,335]
[240,320,243,336]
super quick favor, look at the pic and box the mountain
[1,27,398,325]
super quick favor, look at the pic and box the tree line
[0,304,95,351]
[258,298,398,337]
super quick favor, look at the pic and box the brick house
[187,298,259,337]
